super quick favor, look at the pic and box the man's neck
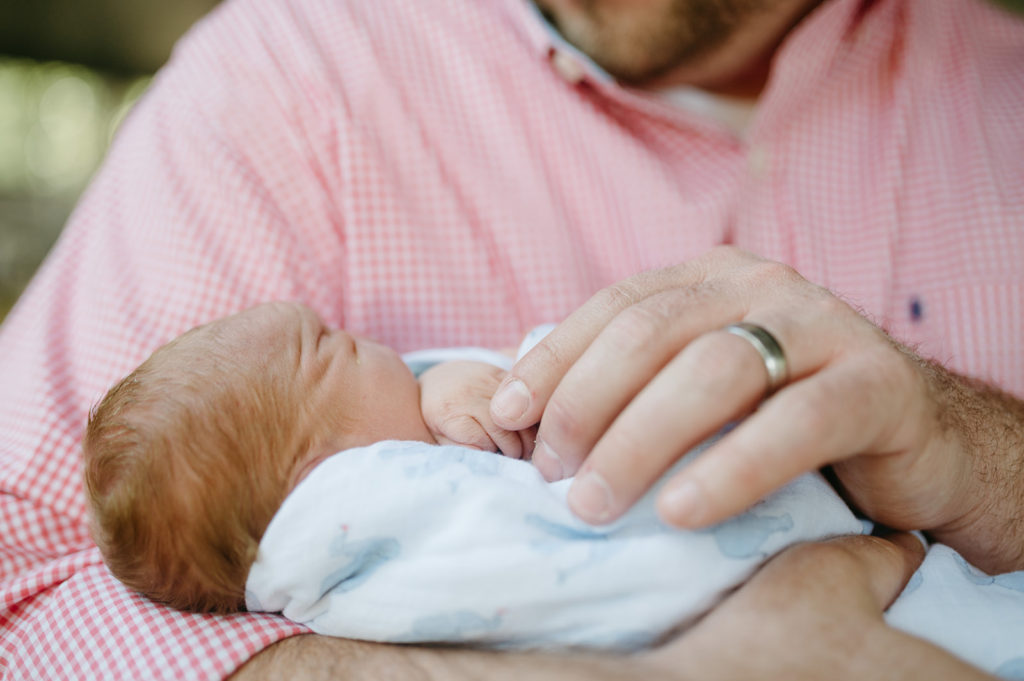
[639,0,824,98]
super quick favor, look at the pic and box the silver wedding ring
[724,322,789,395]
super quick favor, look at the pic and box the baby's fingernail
[533,440,566,481]
[569,470,613,524]
[659,480,704,526]
[491,379,531,423]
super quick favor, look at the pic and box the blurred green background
[0,0,219,321]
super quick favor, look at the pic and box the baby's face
[194,302,433,487]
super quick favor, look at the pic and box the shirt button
[551,50,586,84]
[747,145,770,178]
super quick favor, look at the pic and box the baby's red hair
[83,326,306,613]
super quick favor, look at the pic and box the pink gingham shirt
[1,0,1022,677]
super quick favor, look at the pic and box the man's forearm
[924,362,1024,574]
[229,634,649,681]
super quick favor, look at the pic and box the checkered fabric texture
[1,0,1022,677]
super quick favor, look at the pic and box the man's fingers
[487,422,529,460]
[775,534,925,613]
[655,358,900,527]
[531,285,758,482]
[644,533,945,681]
[489,290,639,429]
[494,249,909,532]
[563,330,768,523]
[490,267,704,431]
[516,425,539,461]
[561,312,870,525]
[859,531,928,610]
[521,276,855,487]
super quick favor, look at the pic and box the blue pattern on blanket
[319,534,401,594]
[996,658,1024,680]
[524,514,623,583]
[953,553,1024,592]
[380,444,503,480]
[524,514,609,542]
[403,610,505,641]
[953,552,998,586]
[702,510,795,559]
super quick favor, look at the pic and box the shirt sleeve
[0,0,355,676]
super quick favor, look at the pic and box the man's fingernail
[492,379,531,422]
[533,440,566,481]
[569,470,613,524]
[660,480,704,526]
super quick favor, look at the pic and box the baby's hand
[419,361,537,459]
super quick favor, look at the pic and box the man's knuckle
[596,280,648,313]
[805,287,846,319]
[604,304,669,355]
[751,259,802,287]
[525,336,569,374]
[634,267,672,289]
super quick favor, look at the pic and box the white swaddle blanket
[245,442,1024,672]
[246,439,863,650]
[245,333,1024,675]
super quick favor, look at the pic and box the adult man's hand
[643,533,992,680]
[490,246,1024,573]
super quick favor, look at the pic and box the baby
[83,301,533,614]
[84,300,867,651]
[83,302,1024,665]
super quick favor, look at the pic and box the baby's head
[83,302,431,613]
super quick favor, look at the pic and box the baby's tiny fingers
[488,424,528,459]
[435,415,498,452]
[517,425,539,461]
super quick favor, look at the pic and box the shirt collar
[509,0,883,141]
[514,0,875,92]
[518,1,616,86]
